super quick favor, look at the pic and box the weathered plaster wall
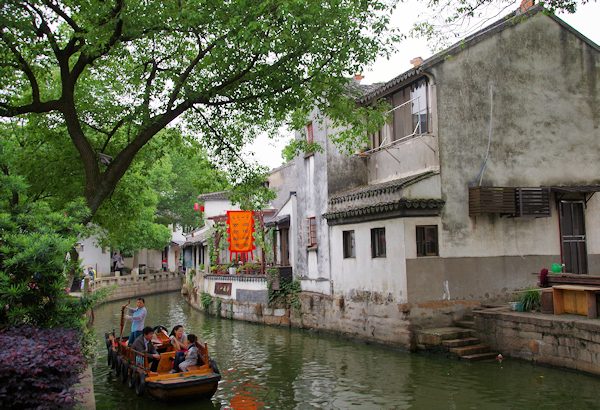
[326,131,367,195]
[293,113,331,288]
[430,12,600,263]
[406,255,551,302]
[329,218,408,302]
[367,135,439,184]
[476,310,600,376]
[268,162,297,211]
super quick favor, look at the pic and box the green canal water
[92,292,600,409]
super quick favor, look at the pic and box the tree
[0,0,398,219]
[411,0,593,47]
[153,145,229,232]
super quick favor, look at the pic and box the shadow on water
[92,292,600,409]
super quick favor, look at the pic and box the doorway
[559,200,588,274]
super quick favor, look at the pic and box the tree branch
[70,0,124,83]
[0,30,41,103]
[167,33,227,109]
[0,100,61,117]
[41,0,83,33]
[23,1,62,59]
[192,106,249,168]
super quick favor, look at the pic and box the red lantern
[193,202,200,211]
[200,205,205,212]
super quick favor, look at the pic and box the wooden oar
[119,299,131,340]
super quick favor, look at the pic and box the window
[416,225,439,257]
[411,79,429,134]
[343,230,355,258]
[306,122,314,144]
[371,228,386,258]
[307,217,317,248]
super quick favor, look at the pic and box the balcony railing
[362,96,430,156]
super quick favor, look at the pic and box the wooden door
[559,201,588,274]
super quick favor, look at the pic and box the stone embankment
[475,308,600,376]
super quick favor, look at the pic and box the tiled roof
[183,227,213,246]
[198,191,229,201]
[323,198,445,221]
[328,171,438,206]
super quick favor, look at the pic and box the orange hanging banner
[226,211,255,255]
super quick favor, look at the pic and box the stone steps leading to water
[460,352,500,361]
[416,319,499,362]
[442,337,480,348]
[449,343,492,356]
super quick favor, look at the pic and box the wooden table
[552,285,600,318]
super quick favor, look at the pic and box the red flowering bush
[0,326,86,409]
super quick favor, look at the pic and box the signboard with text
[214,282,232,296]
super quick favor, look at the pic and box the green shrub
[200,292,212,312]
[0,195,91,328]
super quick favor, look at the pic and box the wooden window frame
[307,217,317,248]
[416,225,439,257]
[343,230,355,258]
[370,227,386,258]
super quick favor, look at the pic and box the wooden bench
[552,285,600,318]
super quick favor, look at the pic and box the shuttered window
[307,217,317,248]
[416,225,439,257]
[371,228,386,258]
[343,230,355,258]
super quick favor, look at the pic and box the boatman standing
[125,297,147,345]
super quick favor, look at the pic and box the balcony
[357,94,437,183]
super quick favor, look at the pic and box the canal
[92,292,600,409]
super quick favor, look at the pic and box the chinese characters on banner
[226,210,255,261]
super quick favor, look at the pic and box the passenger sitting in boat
[169,325,188,351]
[176,334,201,372]
[131,326,161,372]
[170,325,188,370]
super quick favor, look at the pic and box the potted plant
[519,288,541,312]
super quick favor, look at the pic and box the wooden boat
[104,304,220,400]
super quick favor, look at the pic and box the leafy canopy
[0,0,399,218]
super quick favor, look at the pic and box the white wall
[276,196,297,270]
[168,245,180,272]
[136,248,162,271]
[203,276,267,300]
[330,218,408,303]
[78,235,111,276]
[204,199,239,219]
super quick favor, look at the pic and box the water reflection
[92,292,600,409]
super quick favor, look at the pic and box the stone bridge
[90,271,184,302]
